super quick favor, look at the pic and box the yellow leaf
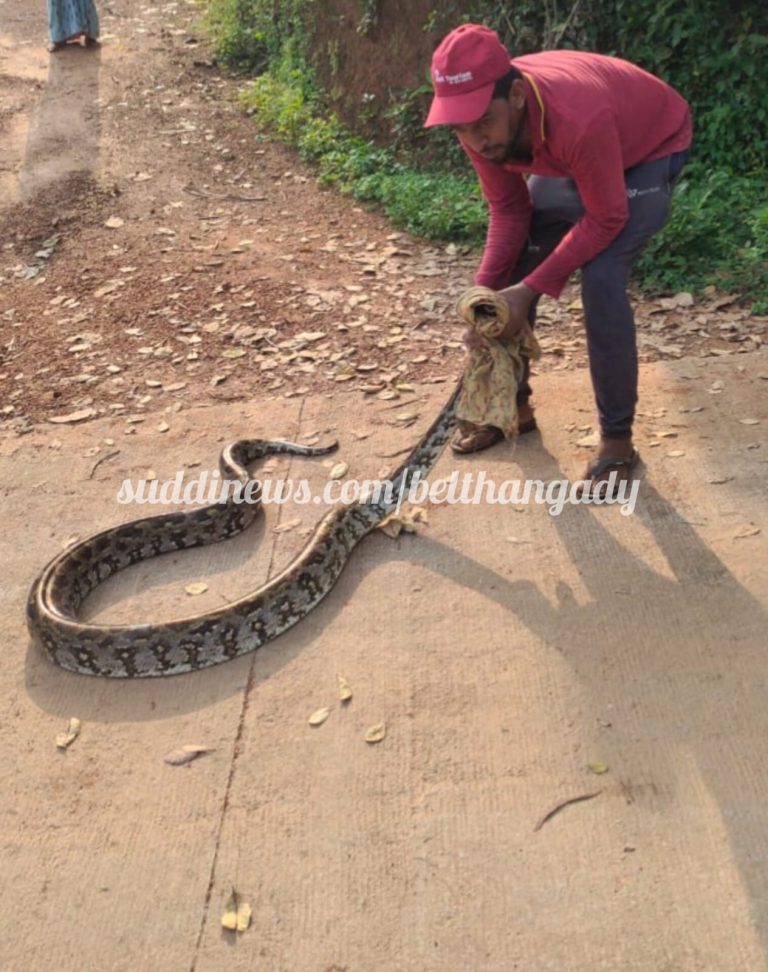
[329,462,348,480]
[221,889,252,932]
[185,582,208,596]
[308,706,331,727]
[588,761,609,775]
[337,675,353,702]
[365,723,386,744]
[55,717,81,750]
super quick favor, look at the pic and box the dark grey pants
[511,149,689,439]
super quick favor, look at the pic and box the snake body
[27,288,510,678]
[26,385,462,677]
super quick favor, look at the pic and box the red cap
[424,24,511,128]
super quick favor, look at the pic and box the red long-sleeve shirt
[464,51,692,298]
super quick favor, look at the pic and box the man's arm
[462,139,533,291]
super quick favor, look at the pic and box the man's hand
[497,282,537,341]
[462,327,488,352]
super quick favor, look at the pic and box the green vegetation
[202,0,768,308]
[241,75,487,240]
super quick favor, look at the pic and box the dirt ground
[2,2,768,971]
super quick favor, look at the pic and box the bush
[636,164,768,310]
[241,77,487,241]
[208,1,767,307]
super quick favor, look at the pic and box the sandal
[581,449,640,497]
[450,424,504,454]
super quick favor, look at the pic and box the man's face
[451,80,530,163]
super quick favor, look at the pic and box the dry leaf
[734,525,761,539]
[56,717,81,750]
[48,408,97,425]
[588,761,609,775]
[221,889,252,933]
[273,518,301,534]
[185,582,209,596]
[365,723,386,744]
[329,462,348,480]
[377,505,428,539]
[666,450,686,458]
[337,675,353,702]
[164,745,213,766]
[105,216,124,229]
[576,432,600,447]
[308,706,331,727]
[739,418,760,426]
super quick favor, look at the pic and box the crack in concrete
[189,396,307,971]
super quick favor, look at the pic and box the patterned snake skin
[26,289,508,678]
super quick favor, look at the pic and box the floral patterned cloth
[48,0,99,43]
[455,287,541,438]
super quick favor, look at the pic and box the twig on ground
[88,450,120,480]
[533,790,602,832]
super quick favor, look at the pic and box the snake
[26,289,513,678]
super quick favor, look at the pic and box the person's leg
[580,150,689,480]
[509,176,583,418]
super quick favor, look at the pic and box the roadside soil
[1,0,763,437]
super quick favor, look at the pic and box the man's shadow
[20,43,101,199]
[24,432,768,952]
[385,439,768,956]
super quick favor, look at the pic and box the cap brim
[423,82,494,128]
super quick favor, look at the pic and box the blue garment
[48,0,99,43]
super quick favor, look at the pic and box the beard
[499,105,531,163]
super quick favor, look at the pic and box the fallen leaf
[329,462,348,480]
[164,745,213,765]
[734,525,761,539]
[666,450,686,458]
[185,582,209,595]
[588,761,609,775]
[221,889,252,932]
[337,675,353,702]
[308,706,331,727]
[576,433,600,447]
[739,418,760,426]
[365,723,386,744]
[104,216,124,229]
[273,518,301,534]
[56,717,81,750]
[48,408,97,425]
